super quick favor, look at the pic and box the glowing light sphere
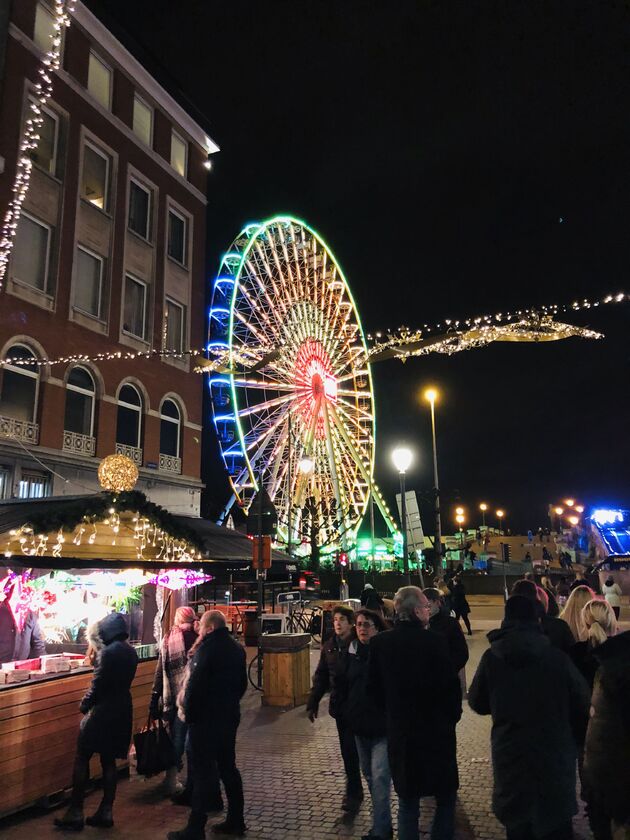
[98,454,139,493]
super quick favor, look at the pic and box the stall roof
[174,515,290,564]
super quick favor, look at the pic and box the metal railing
[115,442,143,465]
[159,452,181,474]
[0,415,39,445]
[62,430,96,457]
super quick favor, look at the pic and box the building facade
[0,0,218,515]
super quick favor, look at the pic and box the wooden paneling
[0,658,156,818]
[262,647,311,708]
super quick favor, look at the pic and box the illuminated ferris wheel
[208,216,394,551]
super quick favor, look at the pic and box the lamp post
[392,446,413,585]
[479,502,488,529]
[455,510,466,555]
[424,388,442,577]
[496,509,505,535]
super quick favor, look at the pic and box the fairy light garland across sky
[0,0,76,290]
[0,290,626,371]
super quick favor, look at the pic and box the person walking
[570,600,618,691]
[368,586,462,840]
[307,605,363,814]
[601,577,622,620]
[468,596,590,840]
[342,609,392,840]
[168,610,247,839]
[423,588,469,674]
[581,629,630,840]
[360,583,385,614]
[54,613,138,831]
[559,585,596,642]
[449,575,472,635]
[150,606,198,798]
[512,579,575,654]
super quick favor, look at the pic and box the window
[11,212,51,292]
[18,471,50,499]
[123,274,147,340]
[167,209,187,265]
[116,384,142,448]
[128,179,151,240]
[160,399,180,457]
[170,131,187,177]
[0,345,39,423]
[0,468,9,500]
[165,299,185,354]
[64,367,95,437]
[133,96,153,146]
[33,3,56,52]
[87,52,111,110]
[74,246,104,318]
[28,101,58,174]
[81,142,110,211]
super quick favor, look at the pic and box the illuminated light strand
[0,1,76,291]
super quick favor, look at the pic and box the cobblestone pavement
[1,618,600,839]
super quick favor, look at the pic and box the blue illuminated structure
[590,508,630,559]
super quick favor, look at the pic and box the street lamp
[392,446,413,585]
[455,512,465,546]
[568,515,579,527]
[423,387,442,576]
[565,498,575,508]
[496,509,505,534]
[575,505,584,514]
[479,502,488,528]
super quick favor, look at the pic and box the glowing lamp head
[455,506,464,516]
[575,505,584,514]
[424,387,438,404]
[480,503,488,512]
[568,515,579,526]
[554,506,564,515]
[455,514,465,525]
[496,509,505,519]
[298,456,315,476]
[565,498,575,507]
[392,447,413,474]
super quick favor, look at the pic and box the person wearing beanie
[469,596,590,839]
[512,579,575,654]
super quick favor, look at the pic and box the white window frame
[128,177,152,241]
[170,130,188,177]
[132,94,153,147]
[74,245,104,319]
[165,298,185,353]
[87,51,112,110]
[12,211,52,293]
[81,139,110,212]
[160,399,181,459]
[18,471,50,499]
[29,97,59,175]
[123,273,148,341]
[167,207,188,266]
[1,344,40,424]
[65,366,96,437]
[117,384,142,448]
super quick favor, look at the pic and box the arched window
[159,398,182,473]
[0,344,40,425]
[64,367,96,437]
[116,384,143,460]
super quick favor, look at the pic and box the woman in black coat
[449,575,472,635]
[54,612,138,831]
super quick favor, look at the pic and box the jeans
[335,717,363,799]
[398,791,456,840]
[169,714,188,770]
[189,719,243,825]
[355,735,392,838]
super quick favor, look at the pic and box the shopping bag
[134,716,175,777]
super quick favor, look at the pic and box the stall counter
[0,656,157,818]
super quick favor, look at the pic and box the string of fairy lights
[0,290,625,371]
[0,0,76,291]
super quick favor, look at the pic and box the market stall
[0,455,213,818]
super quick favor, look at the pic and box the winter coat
[570,639,607,692]
[307,632,353,719]
[339,639,386,737]
[581,630,630,822]
[468,622,590,836]
[78,613,139,759]
[429,609,470,673]
[360,587,384,612]
[182,626,247,727]
[602,582,622,608]
[0,603,46,663]
[541,615,575,655]
[368,620,461,799]
[449,581,470,615]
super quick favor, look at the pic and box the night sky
[91,0,629,534]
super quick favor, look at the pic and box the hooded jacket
[581,630,630,822]
[468,621,590,835]
[78,612,138,759]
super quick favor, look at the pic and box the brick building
[0,0,218,515]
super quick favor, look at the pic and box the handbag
[134,715,175,777]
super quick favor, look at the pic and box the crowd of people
[50,572,628,840]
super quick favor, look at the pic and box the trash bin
[260,633,311,708]
[242,609,259,646]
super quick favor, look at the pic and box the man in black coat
[307,605,363,814]
[423,587,469,674]
[54,612,138,831]
[169,610,247,840]
[368,587,462,840]
[469,596,590,840]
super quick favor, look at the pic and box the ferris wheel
[208,216,396,551]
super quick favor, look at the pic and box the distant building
[0,0,218,514]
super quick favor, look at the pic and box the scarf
[160,624,191,717]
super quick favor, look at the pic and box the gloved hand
[307,708,318,723]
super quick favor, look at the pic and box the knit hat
[504,595,537,623]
